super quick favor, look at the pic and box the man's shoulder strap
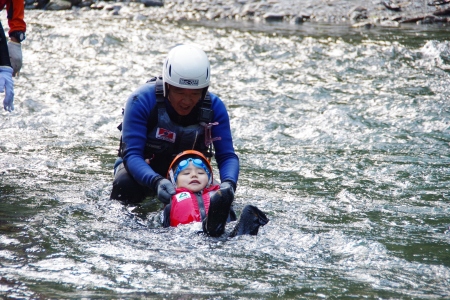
[147,76,165,104]
[198,92,213,123]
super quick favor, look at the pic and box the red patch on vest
[156,127,176,143]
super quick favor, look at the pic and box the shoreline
[28,0,450,28]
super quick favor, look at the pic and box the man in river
[110,44,239,221]
[0,0,26,112]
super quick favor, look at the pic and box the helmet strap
[163,82,170,97]
[169,169,176,187]
[198,88,213,123]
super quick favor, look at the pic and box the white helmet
[162,44,211,97]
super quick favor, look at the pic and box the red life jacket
[170,185,220,227]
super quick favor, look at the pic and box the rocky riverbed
[26,0,450,27]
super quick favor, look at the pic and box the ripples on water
[0,8,449,298]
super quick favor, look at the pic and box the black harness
[117,77,214,160]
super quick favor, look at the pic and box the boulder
[45,0,72,10]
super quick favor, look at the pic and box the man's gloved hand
[156,178,176,204]
[220,180,236,196]
[7,41,22,77]
[0,66,14,112]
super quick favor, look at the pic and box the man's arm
[122,84,163,189]
[6,0,25,76]
[7,0,26,36]
[0,22,14,112]
[210,93,240,188]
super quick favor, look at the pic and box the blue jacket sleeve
[210,93,240,187]
[121,84,162,189]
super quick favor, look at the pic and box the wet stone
[382,1,401,11]
[348,6,368,21]
[379,20,400,27]
[141,0,164,7]
[46,0,72,10]
[263,12,285,22]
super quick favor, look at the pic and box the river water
[1,7,449,299]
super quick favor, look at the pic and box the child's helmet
[167,150,213,186]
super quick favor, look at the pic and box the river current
[1,8,449,299]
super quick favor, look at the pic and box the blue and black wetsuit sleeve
[210,94,240,187]
[122,84,164,189]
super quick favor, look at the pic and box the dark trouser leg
[228,206,237,222]
[229,205,269,238]
[0,22,11,67]
[162,204,171,227]
[110,162,151,204]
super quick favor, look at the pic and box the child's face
[176,161,209,192]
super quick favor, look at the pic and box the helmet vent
[169,65,172,77]
[206,68,209,80]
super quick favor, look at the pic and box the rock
[382,1,401,11]
[241,4,256,17]
[205,10,221,20]
[263,12,285,22]
[35,0,49,9]
[104,3,121,11]
[379,20,400,27]
[293,15,305,24]
[69,0,81,7]
[348,6,368,21]
[428,0,450,6]
[90,2,104,9]
[352,21,375,28]
[292,13,310,24]
[433,7,450,15]
[141,0,163,7]
[194,4,208,12]
[400,15,425,23]
[111,6,121,15]
[45,0,72,10]
[419,15,448,23]
[79,0,93,7]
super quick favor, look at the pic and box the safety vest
[170,185,220,227]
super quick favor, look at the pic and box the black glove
[156,178,176,204]
[219,180,236,194]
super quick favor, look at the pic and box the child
[162,150,269,237]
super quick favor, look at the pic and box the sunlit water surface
[1,8,449,299]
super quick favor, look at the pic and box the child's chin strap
[169,169,176,187]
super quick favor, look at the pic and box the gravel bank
[28,0,450,27]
